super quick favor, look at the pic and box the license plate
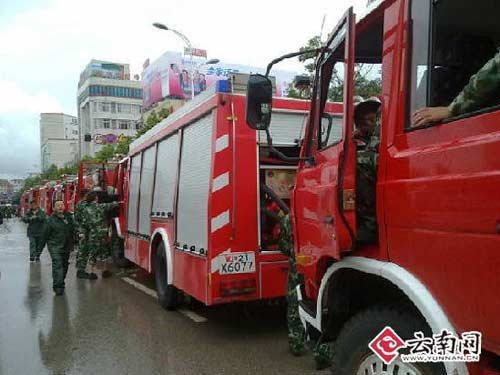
[219,252,256,275]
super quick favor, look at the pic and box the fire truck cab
[246,0,499,373]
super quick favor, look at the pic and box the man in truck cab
[353,97,381,245]
[412,50,500,127]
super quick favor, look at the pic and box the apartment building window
[100,102,110,112]
[119,121,129,130]
[89,85,143,99]
[111,102,116,113]
[103,119,110,129]
[130,105,140,115]
[111,119,117,129]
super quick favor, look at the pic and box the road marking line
[178,308,208,323]
[122,277,157,298]
[121,277,208,323]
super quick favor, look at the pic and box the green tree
[43,165,60,180]
[136,108,171,139]
[145,111,159,127]
[326,64,382,102]
[94,144,116,162]
[286,35,382,102]
[298,35,322,75]
[22,176,42,192]
[115,136,132,155]
[158,106,171,120]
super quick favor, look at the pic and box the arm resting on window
[449,51,500,116]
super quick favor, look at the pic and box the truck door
[294,8,357,291]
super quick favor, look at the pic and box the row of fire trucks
[20,162,121,217]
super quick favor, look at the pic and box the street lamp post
[153,22,219,100]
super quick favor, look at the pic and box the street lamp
[153,22,219,99]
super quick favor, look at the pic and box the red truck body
[121,81,341,306]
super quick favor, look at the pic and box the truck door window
[408,0,500,128]
[408,0,431,116]
[318,30,346,150]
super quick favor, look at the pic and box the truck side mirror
[246,74,273,130]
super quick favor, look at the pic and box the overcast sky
[0,0,367,179]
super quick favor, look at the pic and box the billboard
[142,51,296,109]
[79,60,130,87]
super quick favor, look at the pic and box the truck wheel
[155,242,178,310]
[331,307,446,375]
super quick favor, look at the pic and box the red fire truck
[121,76,341,308]
[20,191,30,216]
[245,0,499,374]
[53,176,77,213]
[38,182,56,216]
[76,162,120,202]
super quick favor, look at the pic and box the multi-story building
[77,60,143,157]
[40,113,79,172]
[9,179,24,193]
[0,180,12,195]
[40,113,78,145]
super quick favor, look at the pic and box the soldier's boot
[313,342,332,370]
[77,270,90,279]
[102,270,113,278]
[287,325,305,356]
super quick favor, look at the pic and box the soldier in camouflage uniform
[82,191,120,278]
[22,200,46,262]
[353,98,381,245]
[412,50,500,126]
[279,215,332,370]
[74,189,96,280]
[38,200,75,295]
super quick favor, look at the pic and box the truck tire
[155,242,178,310]
[331,307,446,375]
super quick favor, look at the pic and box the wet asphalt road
[0,219,324,375]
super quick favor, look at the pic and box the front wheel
[155,242,178,310]
[331,307,446,375]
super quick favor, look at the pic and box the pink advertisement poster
[142,51,296,109]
